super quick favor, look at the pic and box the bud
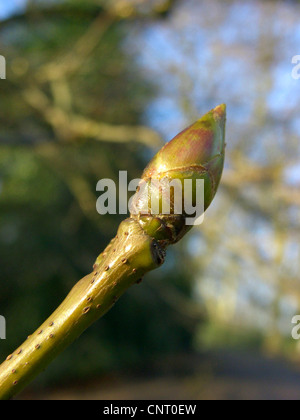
[131,104,226,243]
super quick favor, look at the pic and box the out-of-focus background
[0,0,300,400]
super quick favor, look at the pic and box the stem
[0,104,226,399]
[0,218,164,400]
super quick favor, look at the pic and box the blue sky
[0,0,27,20]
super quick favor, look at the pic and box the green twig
[0,219,164,399]
[0,104,226,399]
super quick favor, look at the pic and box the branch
[22,87,162,147]
[0,219,163,400]
[0,104,226,399]
[0,0,178,29]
